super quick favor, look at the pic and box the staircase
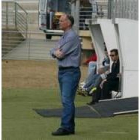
[2,29,25,56]
[2,1,28,56]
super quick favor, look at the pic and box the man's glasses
[110,54,115,57]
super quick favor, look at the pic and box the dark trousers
[92,80,119,102]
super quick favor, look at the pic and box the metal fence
[2,1,28,38]
[79,3,108,30]
[108,0,138,20]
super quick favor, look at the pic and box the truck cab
[38,0,71,39]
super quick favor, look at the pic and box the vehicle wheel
[46,34,52,39]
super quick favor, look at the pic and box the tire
[46,34,52,39]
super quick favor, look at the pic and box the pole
[75,0,80,34]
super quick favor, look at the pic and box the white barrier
[115,18,138,97]
[88,22,106,69]
[86,18,138,98]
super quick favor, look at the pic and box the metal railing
[79,3,108,30]
[2,1,28,38]
[79,7,92,30]
[2,29,25,56]
[108,0,138,20]
[97,2,108,18]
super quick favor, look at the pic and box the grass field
[2,60,138,140]
[2,88,138,140]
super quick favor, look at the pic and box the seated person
[87,49,120,105]
[78,47,110,96]
[85,66,110,94]
[78,65,110,96]
[83,49,97,75]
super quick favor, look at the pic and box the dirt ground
[2,60,88,88]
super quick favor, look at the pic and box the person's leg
[87,86,101,105]
[94,76,102,87]
[84,70,96,89]
[101,80,119,99]
[84,74,99,89]
[86,74,101,92]
[100,81,111,99]
[58,68,81,132]
[88,61,97,75]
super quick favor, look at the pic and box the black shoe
[87,93,92,96]
[87,101,96,105]
[52,128,75,136]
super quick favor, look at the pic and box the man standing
[50,14,81,136]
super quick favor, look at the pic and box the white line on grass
[102,131,128,134]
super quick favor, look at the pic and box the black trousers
[92,80,119,102]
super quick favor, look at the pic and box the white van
[38,0,71,39]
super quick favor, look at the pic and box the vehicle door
[38,0,47,30]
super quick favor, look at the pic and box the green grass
[2,88,138,140]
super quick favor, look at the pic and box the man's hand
[98,67,105,74]
[117,73,121,78]
[54,49,64,59]
[100,79,107,89]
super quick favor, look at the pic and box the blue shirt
[50,29,81,67]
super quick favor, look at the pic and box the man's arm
[58,36,80,59]
[62,36,79,53]
[106,60,120,81]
